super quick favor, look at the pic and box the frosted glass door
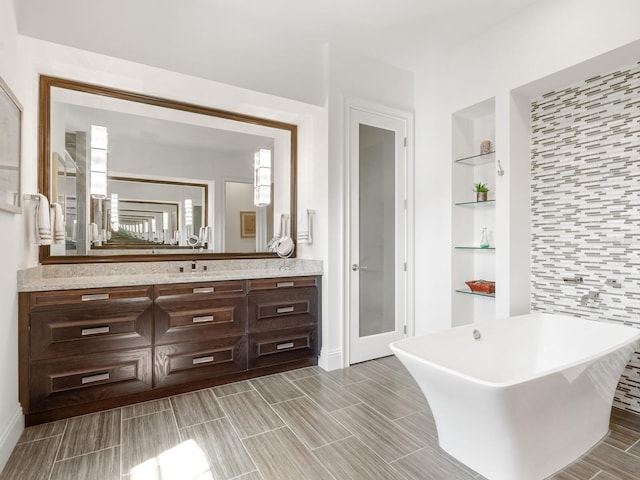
[349,107,406,364]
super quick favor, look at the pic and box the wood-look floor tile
[390,446,477,480]
[17,419,66,444]
[121,398,172,419]
[604,424,640,451]
[232,472,264,480]
[548,458,600,480]
[58,409,120,459]
[323,366,369,386]
[0,435,61,480]
[342,379,424,420]
[250,374,304,404]
[280,366,322,381]
[352,359,418,390]
[121,409,181,474]
[50,446,119,480]
[375,354,413,376]
[628,439,640,457]
[213,380,254,398]
[396,386,431,412]
[179,417,255,479]
[582,442,640,480]
[242,427,331,480]
[170,389,225,428]
[394,411,439,449]
[292,374,361,412]
[592,471,623,480]
[312,436,405,480]
[271,396,351,449]
[217,391,283,438]
[332,403,425,462]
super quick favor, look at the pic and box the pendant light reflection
[254,149,271,207]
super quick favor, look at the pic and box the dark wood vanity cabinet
[19,275,320,425]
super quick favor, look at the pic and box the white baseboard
[0,405,23,472]
[318,348,343,371]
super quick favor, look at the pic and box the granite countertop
[18,259,323,292]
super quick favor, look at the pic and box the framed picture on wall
[0,76,22,214]
[240,211,256,238]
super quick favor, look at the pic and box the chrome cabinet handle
[276,281,294,288]
[192,315,214,323]
[81,373,109,384]
[351,264,368,271]
[81,326,110,336]
[193,287,214,294]
[276,342,294,350]
[81,293,110,302]
[192,355,214,365]
[276,306,295,314]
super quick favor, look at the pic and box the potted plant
[474,182,489,202]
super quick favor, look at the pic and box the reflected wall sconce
[254,149,272,207]
[90,125,108,198]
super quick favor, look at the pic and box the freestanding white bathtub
[390,312,640,480]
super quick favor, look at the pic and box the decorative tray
[465,280,495,294]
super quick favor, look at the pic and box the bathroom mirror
[38,75,297,263]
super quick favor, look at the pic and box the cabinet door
[154,296,247,345]
[154,336,247,388]
[30,348,152,411]
[248,326,317,369]
[248,287,317,332]
[30,300,153,360]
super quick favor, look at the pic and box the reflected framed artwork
[0,76,22,213]
[240,211,256,238]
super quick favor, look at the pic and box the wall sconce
[254,149,271,207]
[110,193,119,231]
[90,125,108,199]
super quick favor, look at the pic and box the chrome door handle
[352,264,368,271]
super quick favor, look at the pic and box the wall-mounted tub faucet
[563,275,584,285]
[580,291,600,306]
[473,329,482,340]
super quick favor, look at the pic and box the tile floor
[2,356,640,479]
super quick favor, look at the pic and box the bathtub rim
[389,312,640,389]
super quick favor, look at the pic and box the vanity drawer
[154,335,247,388]
[154,280,245,300]
[248,326,317,369]
[154,296,247,345]
[30,300,153,360]
[248,287,317,332]
[247,276,317,292]
[30,348,152,412]
[29,286,153,308]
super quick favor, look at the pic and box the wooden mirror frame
[38,75,297,264]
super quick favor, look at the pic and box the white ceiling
[14,0,542,76]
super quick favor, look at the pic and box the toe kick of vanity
[19,275,320,425]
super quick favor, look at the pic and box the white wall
[414,0,640,335]
[0,0,27,468]
[224,181,255,252]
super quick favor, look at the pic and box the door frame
[343,97,415,367]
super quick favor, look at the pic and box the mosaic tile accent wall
[531,61,640,414]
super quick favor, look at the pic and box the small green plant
[474,182,489,193]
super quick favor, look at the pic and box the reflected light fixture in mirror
[110,193,119,231]
[254,149,272,207]
[90,125,108,199]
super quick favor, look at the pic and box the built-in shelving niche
[452,98,496,327]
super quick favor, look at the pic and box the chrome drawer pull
[81,293,109,302]
[192,355,214,365]
[192,315,214,323]
[193,287,214,294]
[81,373,110,384]
[276,306,295,314]
[276,281,294,288]
[276,342,294,350]
[81,326,110,336]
